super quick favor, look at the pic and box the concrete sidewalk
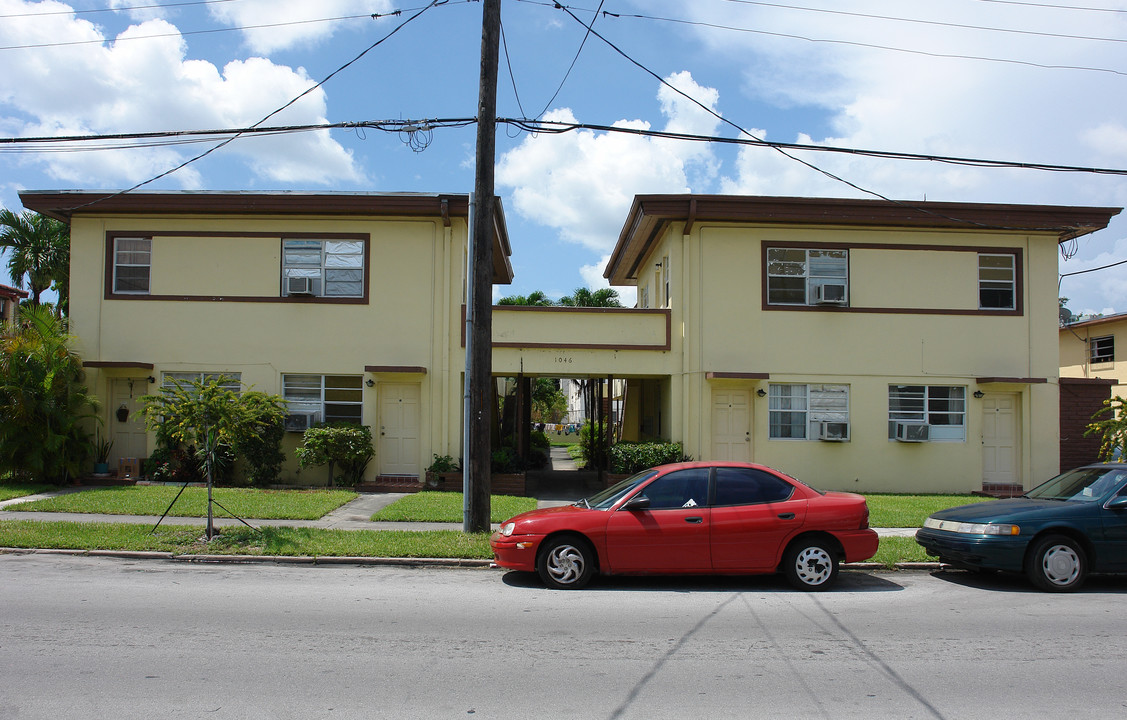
[0,487,918,537]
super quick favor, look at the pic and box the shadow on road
[926,568,1127,594]
[501,568,904,593]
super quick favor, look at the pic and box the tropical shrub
[1086,396,1127,461]
[609,442,690,474]
[295,423,375,487]
[0,306,98,484]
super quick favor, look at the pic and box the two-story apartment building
[1061,312,1127,396]
[19,190,1120,494]
[0,283,28,324]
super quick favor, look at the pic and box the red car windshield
[580,470,659,510]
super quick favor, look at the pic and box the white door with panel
[379,383,421,477]
[982,393,1020,486]
[711,389,751,462]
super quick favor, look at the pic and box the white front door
[379,383,421,477]
[109,378,149,469]
[982,393,1020,486]
[711,389,751,462]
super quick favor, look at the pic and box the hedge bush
[609,442,690,474]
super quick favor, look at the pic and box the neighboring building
[1060,313,1127,470]
[0,283,28,324]
[1060,312,1127,396]
[20,190,1120,493]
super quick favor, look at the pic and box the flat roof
[605,194,1122,284]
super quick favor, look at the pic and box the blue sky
[3,0,1127,315]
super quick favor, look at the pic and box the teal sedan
[916,464,1127,592]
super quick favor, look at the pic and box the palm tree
[497,290,554,306]
[558,286,621,307]
[0,209,70,314]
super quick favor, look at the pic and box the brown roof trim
[1060,377,1116,386]
[365,365,427,375]
[706,372,770,380]
[605,194,1122,284]
[19,190,514,285]
[1061,311,1127,331]
[0,284,29,299]
[976,377,1048,384]
[83,361,154,370]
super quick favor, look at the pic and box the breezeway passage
[2,554,1125,720]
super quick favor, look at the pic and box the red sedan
[491,462,878,590]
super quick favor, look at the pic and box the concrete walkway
[0,487,917,537]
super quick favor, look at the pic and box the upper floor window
[1090,335,1114,364]
[282,239,364,298]
[113,237,151,294]
[768,383,849,440]
[888,385,966,441]
[767,248,848,306]
[979,253,1015,310]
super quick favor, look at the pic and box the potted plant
[425,454,461,490]
[93,433,113,476]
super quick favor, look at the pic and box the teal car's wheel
[783,538,839,591]
[537,536,595,590]
[1026,534,1086,592]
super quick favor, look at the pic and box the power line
[717,0,1127,44]
[61,1,447,213]
[975,0,1127,14]
[592,7,1127,78]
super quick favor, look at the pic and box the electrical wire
[61,1,449,213]
[974,0,1127,14]
[0,0,239,19]
[593,8,1127,78]
[717,0,1127,44]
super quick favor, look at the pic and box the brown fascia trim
[365,365,427,374]
[1061,311,1127,331]
[1060,377,1116,386]
[706,372,770,380]
[975,377,1048,385]
[83,361,154,369]
[605,194,1122,284]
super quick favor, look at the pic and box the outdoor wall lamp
[756,388,767,397]
[146,376,155,383]
[973,390,985,398]
[366,379,375,387]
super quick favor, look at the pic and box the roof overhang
[19,190,514,284]
[604,194,1122,285]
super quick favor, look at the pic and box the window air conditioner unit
[285,412,319,433]
[816,421,850,441]
[287,276,314,296]
[895,422,930,442]
[814,283,847,304]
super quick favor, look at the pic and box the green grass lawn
[4,485,358,520]
[0,482,57,503]
[371,491,536,524]
[864,493,993,528]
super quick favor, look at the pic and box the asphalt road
[2,554,1126,719]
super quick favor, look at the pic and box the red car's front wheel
[537,536,596,590]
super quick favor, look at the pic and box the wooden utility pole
[466,0,501,533]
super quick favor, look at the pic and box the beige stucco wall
[71,214,468,485]
[661,222,1061,493]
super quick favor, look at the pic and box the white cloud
[0,1,363,188]
[497,71,722,255]
[208,0,395,54]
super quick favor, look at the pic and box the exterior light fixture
[757,388,767,397]
[973,390,985,399]
[147,376,155,383]
[366,379,375,387]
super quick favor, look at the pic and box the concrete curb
[0,546,937,571]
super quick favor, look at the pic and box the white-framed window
[888,385,966,441]
[113,237,152,294]
[767,247,848,306]
[161,372,242,393]
[1090,335,1115,364]
[979,253,1016,310]
[282,374,363,424]
[282,239,364,297]
[768,383,849,439]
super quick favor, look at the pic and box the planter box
[435,471,526,497]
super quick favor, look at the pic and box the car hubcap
[546,544,584,584]
[795,546,832,586]
[1042,544,1081,586]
